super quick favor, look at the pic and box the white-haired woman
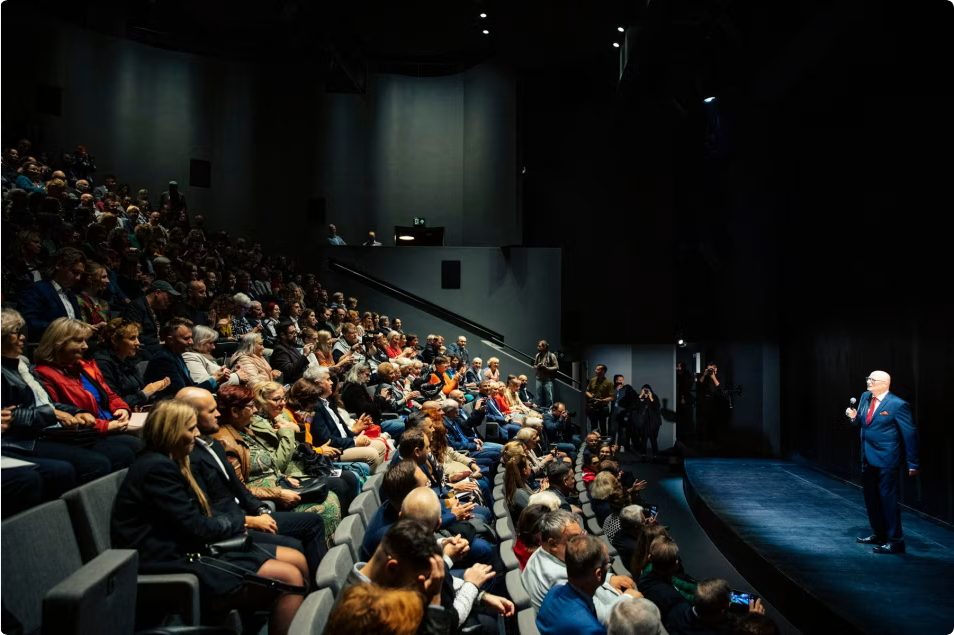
[481,357,500,382]
[183,325,242,387]
[230,292,260,338]
[230,332,281,386]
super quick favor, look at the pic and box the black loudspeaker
[190,159,211,188]
[37,84,62,116]
[441,260,461,289]
[307,198,326,224]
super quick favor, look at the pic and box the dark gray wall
[317,246,561,358]
[4,20,518,250]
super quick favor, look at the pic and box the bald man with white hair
[845,370,919,553]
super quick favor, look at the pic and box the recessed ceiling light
[618,26,625,32]
[398,235,416,241]
[483,29,489,34]
[480,13,487,18]
[613,42,620,48]
[704,96,716,103]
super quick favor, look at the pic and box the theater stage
[683,459,954,635]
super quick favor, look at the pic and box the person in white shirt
[522,509,639,625]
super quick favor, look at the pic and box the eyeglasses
[865,377,885,383]
[269,396,287,404]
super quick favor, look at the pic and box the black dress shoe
[857,535,886,544]
[873,542,906,554]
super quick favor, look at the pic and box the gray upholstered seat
[506,568,531,611]
[288,588,335,635]
[517,608,540,635]
[314,544,354,597]
[348,490,379,527]
[333,513,366,562]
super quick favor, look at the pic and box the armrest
[505,568,531,611]
[500,540,520,571]
[517,608,540,635]
[44,549,139,635]
[611,555,631,577]
[137,573,201,626]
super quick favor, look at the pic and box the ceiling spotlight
[613,42,620,48]
[678,339,685,346]
[704,96,716,103]
[398,235,416,241]
[483,29,489,34]
[618,26,625,32]
[480,12,487,18]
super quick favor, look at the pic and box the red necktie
[866,397,878,425]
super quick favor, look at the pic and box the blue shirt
[537,584,605,635]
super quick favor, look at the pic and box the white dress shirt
[195,437,240,505]
[51,280,75,319]
[319,397,349,437]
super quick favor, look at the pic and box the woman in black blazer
[93,318,170,409]
[111,400,307,634]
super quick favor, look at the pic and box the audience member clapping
[183,325,243,386]
[230,331,281,385]
[94,318,171,408]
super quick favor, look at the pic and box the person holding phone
[664,578,766,633]
[634,385,662,463]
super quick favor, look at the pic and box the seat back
[333,514,366,562]
[1,501,86,633]
[348,490,378,527]
[586,516,604,536]
[314,544,354,597]
[62,469,129,562]
[288,588,335,635]
[362,473,383,495]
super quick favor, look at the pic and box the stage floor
[684,459,954,635]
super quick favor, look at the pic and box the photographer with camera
[586,364,614,435]
[697,363,722,447]
[612,375,639,453]
[634,385,662,463]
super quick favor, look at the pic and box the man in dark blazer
[845,370,919,553]
[269,321,313,385]
[144,319,228,399]
[18,247,85,340]
[176,387,326,576]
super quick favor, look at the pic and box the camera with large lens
[361,334,375,347]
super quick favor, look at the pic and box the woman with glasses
[94,318,171,409]
[231,332,281,386]
[213,383,346,543]
[340,362,392,425]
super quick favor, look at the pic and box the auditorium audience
[111,399,306,635]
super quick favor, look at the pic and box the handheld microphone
[845,397,857,419]
[849,398,857,407]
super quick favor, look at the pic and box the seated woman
[315,329,353,376]
[231,332,281,386]
[630,524,695,603]
[513,427,553,480]
[513,503,552,570]
[111,400,306,635]
[503,455,536,520]
[209,294,237,341]
[212,383,351,544]
[183,325,243,387]
[262,302,281,348]
[32,318,142,472]
[325,584,423,635]
[581,453,601,488]
[589,471,618,526]
[284,378,370,480]
[94,318,171,410]
[427,419,491,506]
[384,331,404,359]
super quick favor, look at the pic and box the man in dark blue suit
[144,319,228,399]
[846,370,919,554]
[18,247,85,340]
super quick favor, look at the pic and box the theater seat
[493,498,510,521]
[505,569,531,611]
[517,608,540,635]
[362,473,383,495]
[348,490,378,527]
[497,515,515,542]
[500,539,520,571]
[1,500,139,635]
[494,472,504,486]
[586,517,604,536]
[612,555,631,577]
[581,502,595,519]
[333,514,366,563]
[314,544,353,597]
[492,484,504,501]
[288,588,335,635]
[61,470,201,626]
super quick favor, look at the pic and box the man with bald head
[845,370,919,554]
[175,387,327,576]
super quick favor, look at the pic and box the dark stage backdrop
[780,305,954,523]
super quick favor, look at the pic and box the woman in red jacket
[33,318,142,471]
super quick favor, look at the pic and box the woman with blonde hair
[314,328,353,373]
[503,455,535,519]
[75,261,111,330]
[32,318,141,469]
[231,332,281,385]
[94,318,170,408]
[112,400,307,634]
[590,471,620,526]
[325,584,424,635]
[481,357,500,382]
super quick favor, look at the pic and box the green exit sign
[414,217,426,226]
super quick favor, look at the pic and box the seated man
[144,318,228,399]
[523,510,638,624]
[122,280,179,348]
[340,519,454,635]
[543,402,583,452]
[606,598,666,635]
[400,429,494,527]
[448,389,505,452]
[441,399,500,475]
[361,460,495,571]
[308,365,387,468]
[478,380,521,440]
[18,247,85,340]
[544,461,584,516]
[665,578,767,635]
[537,534,619,635]
[270,321,313,384]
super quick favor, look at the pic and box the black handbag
[278,475,329,504]
[292,442,335,478]
[189,536,308,595]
